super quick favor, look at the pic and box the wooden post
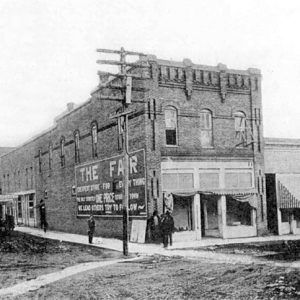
[123,114,129,256]
[97,47,148,256]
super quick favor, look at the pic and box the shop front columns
[218,195,227,238]
[193,193,202,240]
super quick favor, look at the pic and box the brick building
[0,53,267,241]
[265,138,300,236]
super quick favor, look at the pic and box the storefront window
[281,210,289,223]
[29,194,34,219]
[294,209,300,228]
[17,196,22,218]
[226,196,251,226]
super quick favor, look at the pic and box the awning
[277,175,300,209]
[163,188,258,208]
[200,188,258,196]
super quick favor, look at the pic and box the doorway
[200,194,220,237]
[172,195,193,231]
[16,193,36,227]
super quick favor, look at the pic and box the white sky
[0,0,300,147]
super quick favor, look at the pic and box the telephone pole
[96,47,148,255]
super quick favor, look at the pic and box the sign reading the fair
[75,149,146,217]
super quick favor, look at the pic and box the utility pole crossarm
[96,48,146,57]
[96,60,149,68]
[96,95,124,102]
[97,71,148,79]
[109,109,136,120]
[106,85,149,92]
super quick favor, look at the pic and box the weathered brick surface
[0,55,268,237]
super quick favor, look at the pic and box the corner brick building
[0,53,268,241]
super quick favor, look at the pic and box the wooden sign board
[130,219,147,243]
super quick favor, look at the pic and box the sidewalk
[16,226,300,256]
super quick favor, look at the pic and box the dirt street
[14,255,300,300]
[0,231,124,289]
[1,233,300,299]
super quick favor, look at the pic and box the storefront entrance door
[172,195,193,231]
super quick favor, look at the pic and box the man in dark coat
[161,210,174,248]
[88,214,96,244]
[149,210,161,243]
[35,199,47,233]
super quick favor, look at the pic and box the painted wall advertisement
[75,149,146,217]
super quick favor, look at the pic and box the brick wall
[145,58,267,235]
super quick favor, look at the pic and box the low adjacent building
[265,138,300,235]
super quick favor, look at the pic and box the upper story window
[165,106,177,146]
[25,168,28,189]
[38,149,42,173]
[3,175,5,192]
[49,144,53,170]
[17,170,20,189]
[234,111,246,146]
[74,130,80,163]
[30,166,33,189]
[91,122,98,158]
[60,137,65,167]
[7,174,10,192]
[200,109,213,147]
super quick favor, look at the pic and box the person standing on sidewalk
[149,210,161,243]
[88,214,95,244]
[161,210,174,248]
[35,199,47,233]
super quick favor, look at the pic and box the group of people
[148,210,175,248]
[36,199,174,247]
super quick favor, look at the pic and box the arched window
[17,170,20,189]
[91,122,98,158]
[38,149,42,173]
[74,130,80,163]
[165,106,177,146]
[234,111,246,146]
[7,174,9,192]
[60,137,65,167]
[49,144,53,170]
[200,109,213,147]
[234,111,246,132]
[30,166,33,189]
[25,168,28,189]
[3,174,5,193]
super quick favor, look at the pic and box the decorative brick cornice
[156,60,255,101]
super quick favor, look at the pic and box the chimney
[67,102,75,112]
